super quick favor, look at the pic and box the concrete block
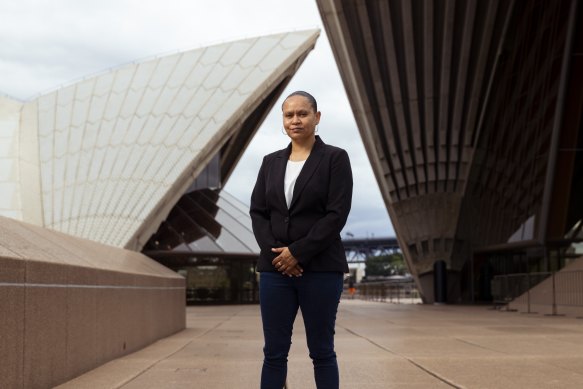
[0,221,60,263]
[0,216,185,388]
[24,261,68,389]
[65,266,98,381]
[0,257,25,388]
[95,270,127,366]
[0,242,21,258]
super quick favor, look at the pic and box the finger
[271,247,284,253]
[287,268,299,276]
[275,259,288,271]
[286,265,301,276]
[272,255,283,265]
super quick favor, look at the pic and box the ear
[315,111,321,124]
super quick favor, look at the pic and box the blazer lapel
[289,136,324,209]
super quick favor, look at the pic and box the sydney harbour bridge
[342,236,401,264]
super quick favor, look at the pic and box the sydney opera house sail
[317,0,582,302]
[0,30,320,250]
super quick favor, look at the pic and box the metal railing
[492,270,583,315]
[348,281,420,304]
[491,272,551,305]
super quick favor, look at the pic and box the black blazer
[250,136,353,273]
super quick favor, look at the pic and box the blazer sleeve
[288,149,353,265]
[250,156,279,251]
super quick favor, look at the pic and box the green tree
[365,253,407,277]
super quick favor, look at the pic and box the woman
[250,91,353,389]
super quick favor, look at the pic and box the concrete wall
[0,216,185,389]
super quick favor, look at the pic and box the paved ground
[58,299,583,388]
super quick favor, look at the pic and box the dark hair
[282,90,318,112]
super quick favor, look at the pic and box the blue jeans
[259,271,344,389]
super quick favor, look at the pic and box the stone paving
[58,299,583,388]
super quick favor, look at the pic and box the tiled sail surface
[0,96,24,220]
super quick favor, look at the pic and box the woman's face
[282,95,321,142]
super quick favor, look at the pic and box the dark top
[250,136,353,273]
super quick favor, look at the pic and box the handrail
[347,280,420,304]
[492,270,583,316]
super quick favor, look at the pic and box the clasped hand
[271,247,303,277]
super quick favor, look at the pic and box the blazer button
[284,217,289,223]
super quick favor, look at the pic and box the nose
[292,114,301,123]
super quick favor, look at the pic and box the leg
[260,272,299,389]
[298,272,344,389]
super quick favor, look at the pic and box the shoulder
[322,143,348,156]
[316,140,351,175]
[318,142,350,162]
[315,136,348,157]
[262,147,287,163]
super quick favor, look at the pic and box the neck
[290,136,316,161]
[291,135,316,152]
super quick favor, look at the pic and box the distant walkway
[59,300,583,388]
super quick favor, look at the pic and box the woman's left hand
[272,247,303,276]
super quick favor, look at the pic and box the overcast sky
[0,0,394,238]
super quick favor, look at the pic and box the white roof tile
[75,79,94,101]
[111,65,136,93]
[93,72,115,96]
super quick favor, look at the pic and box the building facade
[317,0,582,302]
